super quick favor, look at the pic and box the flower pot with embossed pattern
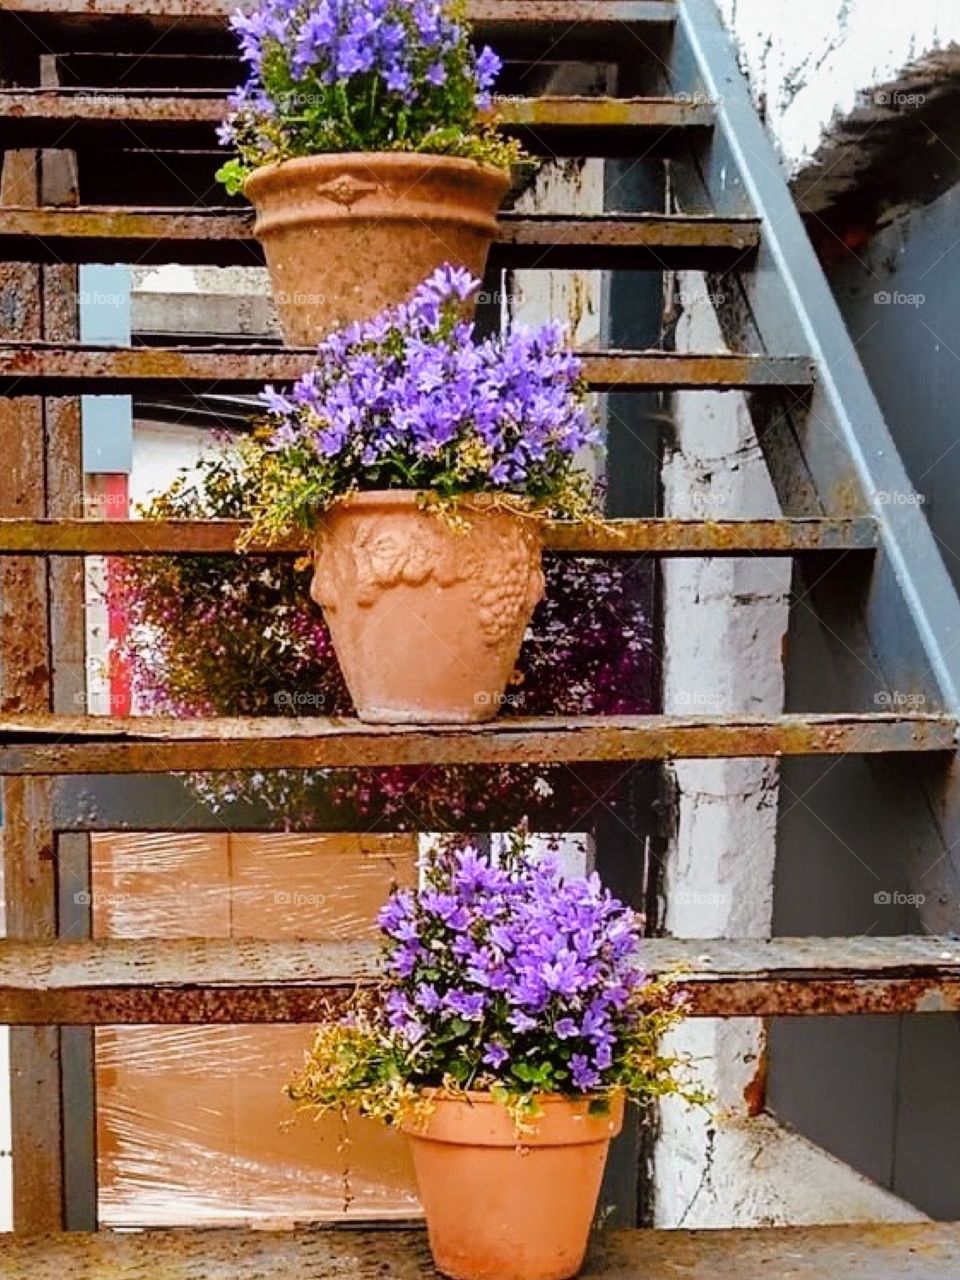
[244,153,509,344]
[310,490,543,724]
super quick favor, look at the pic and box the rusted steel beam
[0,516,877,556]
[0,713,952,775]
[0,91,711,156]
[0,207,761,271]
[1,1222,959,1279]
[0,345,815,395]
[0,0,677,17]
[0,0,678,61]
[0,140,83,1232]
[0,936,957,1024]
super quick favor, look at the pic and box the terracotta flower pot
[310,491,544,724]
[403,1092,624,1280]
[244,153,510,345]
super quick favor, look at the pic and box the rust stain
[0,937,958,1023]
[0,344,817,395]
[0,91,708,146]
[0,515,880,556]
[742,1050,768,1116]
[0,712,953,774]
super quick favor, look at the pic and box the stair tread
[0,90,713,156]
[0,0,679,53]
[0,1222,951,1278]
[0,712,952,775]
[0,207,761,270]
[0,516,877,556]
[0,935,957,1023]
[0,343,815,393]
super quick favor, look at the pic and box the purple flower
[443,989,486,1021]
[508,1009,539,1034]
[221,0,510,175]
[483,1042,509,1069]
[415,983,441,1014]
[367,840,649,1100]
[257,266,595,519]
[570,1054,601,1091]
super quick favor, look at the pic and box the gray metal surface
[674,0,960,714]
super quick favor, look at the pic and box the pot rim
[244,150,511,190]
[416,1087,624,1107]
[400,1087,625,1146]
[317,488,536,516]
[325,487,527,504]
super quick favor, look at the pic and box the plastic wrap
[91,831,421,1227]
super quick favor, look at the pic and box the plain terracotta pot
[244,153,510,344]
[310,491,544,724]
[403,1092,625,1280]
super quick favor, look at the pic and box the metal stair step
[0,207,761,270]
[0,1,678,58]
[0,344,815,395]
[0,1223,955,1278]
[0,90,713,156]
[0,936,956,1023]
[0,713,952,774]
[0,516,877,556]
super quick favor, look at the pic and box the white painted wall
[653,273,924,1226]
[716,0,960,173]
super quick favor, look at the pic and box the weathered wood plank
[0,345,815,394]
[0,516,877,556]
[0,937,957,1024]
[0,713,952,774]
[0,1222,950,1280]
[0,208,760,271]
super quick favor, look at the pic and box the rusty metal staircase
[0,0,959,1272]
